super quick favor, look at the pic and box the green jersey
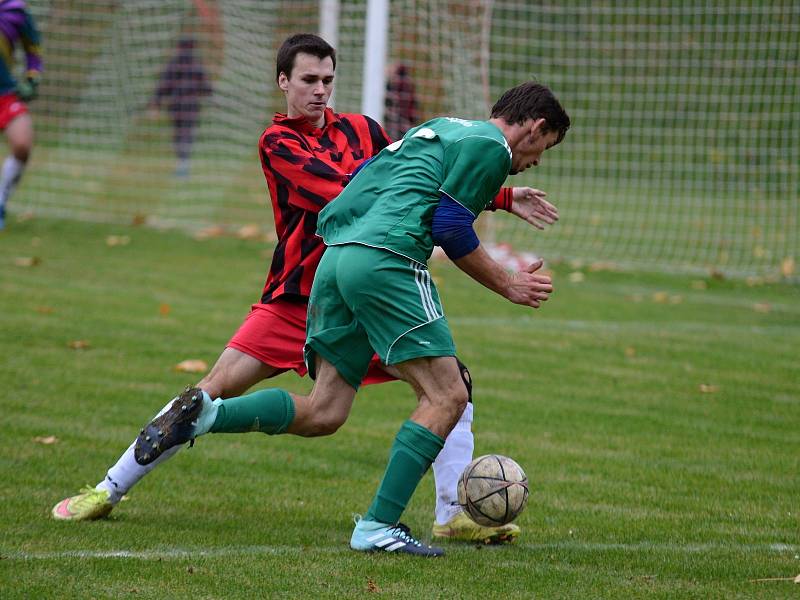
[316,117,512,263]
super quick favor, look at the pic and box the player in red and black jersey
[258,109,390,303]
[53,34,558,543]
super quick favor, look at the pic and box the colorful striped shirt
[0,0,42,95]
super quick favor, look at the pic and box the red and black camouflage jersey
[259,107,391,303]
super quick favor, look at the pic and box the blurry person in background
[0,0,42,230]
[149,35,212,178]
[384,62,418,140]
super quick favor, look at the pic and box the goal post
[360,0,388,123]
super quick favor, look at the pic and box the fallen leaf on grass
[105,235,131,247]
[68,340,91,350]
[699,384,719,393]
[781,257,795,277]
[131,213,148,226]
[710,269,725,280]
[588,261,618,272]
[746,276,765,287]
[652,291,669,303]
[194,226,226,241]
[568,271,584,283]
[174,359,208,373]
[13,256,41,267]
[624,347,636,358]
[159,303,171,316]
[33,436,58,445]
[366,578,380,593]
[236,224,261,240]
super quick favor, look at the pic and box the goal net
[19,1,799,276]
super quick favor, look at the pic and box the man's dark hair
[491,81,570,145]
[276,33,336,82]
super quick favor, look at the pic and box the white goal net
[17,1,799,277]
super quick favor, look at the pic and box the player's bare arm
[452,245,552,308]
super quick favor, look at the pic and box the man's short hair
[491,81,570,145]
[276,33,336,82]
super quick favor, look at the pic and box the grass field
[1,217,798,598]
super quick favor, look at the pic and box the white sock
[96,441,182,504]
[433,402,474,525]
[0,155,24,208]
[94,396,184,504]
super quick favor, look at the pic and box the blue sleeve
[432,194,480,260]
[349,156,375,180]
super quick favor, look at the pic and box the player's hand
[504,259,553,308]
[510,187,558,230]
[16,77,38,102]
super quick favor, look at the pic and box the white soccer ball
[457,454,529,526]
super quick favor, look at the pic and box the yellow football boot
[432,512,520,544]
[51,487,113,521]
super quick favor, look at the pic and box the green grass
[1,217,798,598]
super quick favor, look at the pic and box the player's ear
[529,117,547,141]
[278,72,289,92]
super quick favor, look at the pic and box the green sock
[209,388,295,435]
[364,420,445,525]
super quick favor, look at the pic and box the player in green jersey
[133,80,569,556]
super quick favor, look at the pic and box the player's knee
[196,373,226,400]
[12,145,30,163]
[9,132,32,162]
[443,382,469,423]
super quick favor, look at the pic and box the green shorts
[304,243,456,389]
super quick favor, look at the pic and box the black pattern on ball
[457,454,529,526]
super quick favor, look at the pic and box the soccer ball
[457,454,529,527]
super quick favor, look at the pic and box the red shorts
[227,298,395,385]
[0,93,27,130]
